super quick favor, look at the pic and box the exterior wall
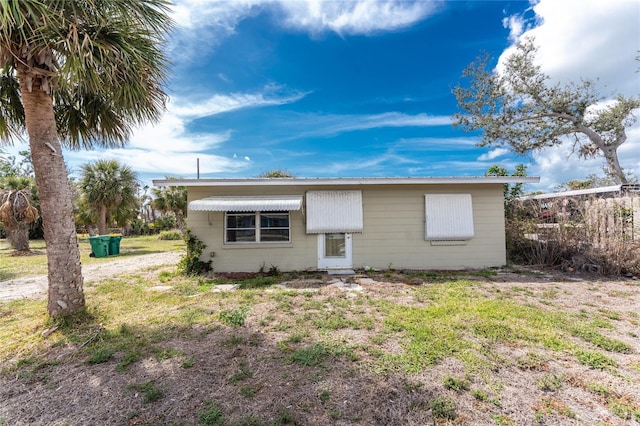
[187,184,506,272]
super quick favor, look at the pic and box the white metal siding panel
[306,190,363,233]
[425,194,474,240]
[188,195,302,212]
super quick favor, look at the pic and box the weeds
[229,365,253,383]
[240,385,260,398]
[574,349,617,370]
[442,376,469,392]
[507,197,640,275]
[286,343,332,366]
[429,395,456,420]
[536,373,563,391]
[198,402,225,426]
[219,307,250,327]
[127,380,164,404]
[86,346,114,364]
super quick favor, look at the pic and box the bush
[507,198,640,276]
[152,215,176,231]
[177,229,212,275]
[129,218,150,236]
[158,230,182,240]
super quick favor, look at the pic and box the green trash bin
[89,236,110,258]
[108,235,123,255]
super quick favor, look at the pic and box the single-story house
[152,177,539,273]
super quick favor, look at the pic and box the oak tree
[453,38,639,184]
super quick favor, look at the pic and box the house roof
[153,176,540,187]
[518,184,640,201]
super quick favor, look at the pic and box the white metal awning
[188,195,303,212]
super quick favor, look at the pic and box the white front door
[317,233,353,269]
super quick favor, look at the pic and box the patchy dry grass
[0,267,639,425]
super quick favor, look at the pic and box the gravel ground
[0,251,181,301]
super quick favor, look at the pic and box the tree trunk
[98,204,108,235]
[7,226,30,251]
[603,146,627,185]
[19,76,85,317]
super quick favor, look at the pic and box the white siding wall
[186,184,506,272]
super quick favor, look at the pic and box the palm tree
[0,153,40,251]
[79,160,138,235]
[0,178,39,252]
[0,1,172,317]
[152,180,187,229]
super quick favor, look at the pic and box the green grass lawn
[0,234,184,281]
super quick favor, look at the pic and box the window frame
[224,210,291,244]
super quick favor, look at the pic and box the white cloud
[284,112,451,141]
[168,0,440,61]
[501,0,639,95]
[277,0,440,36]
[477,148,509,161]
[502,15,527,43]
[169,0,260,60]
[393,137,479,151]
[56,85,306,181]
[172,85,309,118]
[69,148,243,175]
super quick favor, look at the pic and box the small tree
[485,164,528,205]
[0,185,39,251]
[152,178,187,229]
[0,153,39,250]
[453,38,639,184]
[258,169,296,178]
[79,160,139,235]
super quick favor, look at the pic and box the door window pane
[325,233,345,257]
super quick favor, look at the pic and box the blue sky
[7,0,640,191]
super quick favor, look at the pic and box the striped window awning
[188,195,303,212]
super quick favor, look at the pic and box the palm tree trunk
[7,226,30,252]
[98,204,108,235]
[19,77,85,317]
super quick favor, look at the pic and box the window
[225,211,290,243]
[306,190,363,233]
[424,194,474,241]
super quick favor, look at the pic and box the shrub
[177,229,212,275]
[129,218,150,236]
[152,215,177,231]
[507,198,640,275]
[158,230,182,240]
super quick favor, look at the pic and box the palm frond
[1,0,173,148]
[0,71,25,143]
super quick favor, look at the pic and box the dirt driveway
[0,251,180,302]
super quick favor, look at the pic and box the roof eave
[153,177,540,187]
